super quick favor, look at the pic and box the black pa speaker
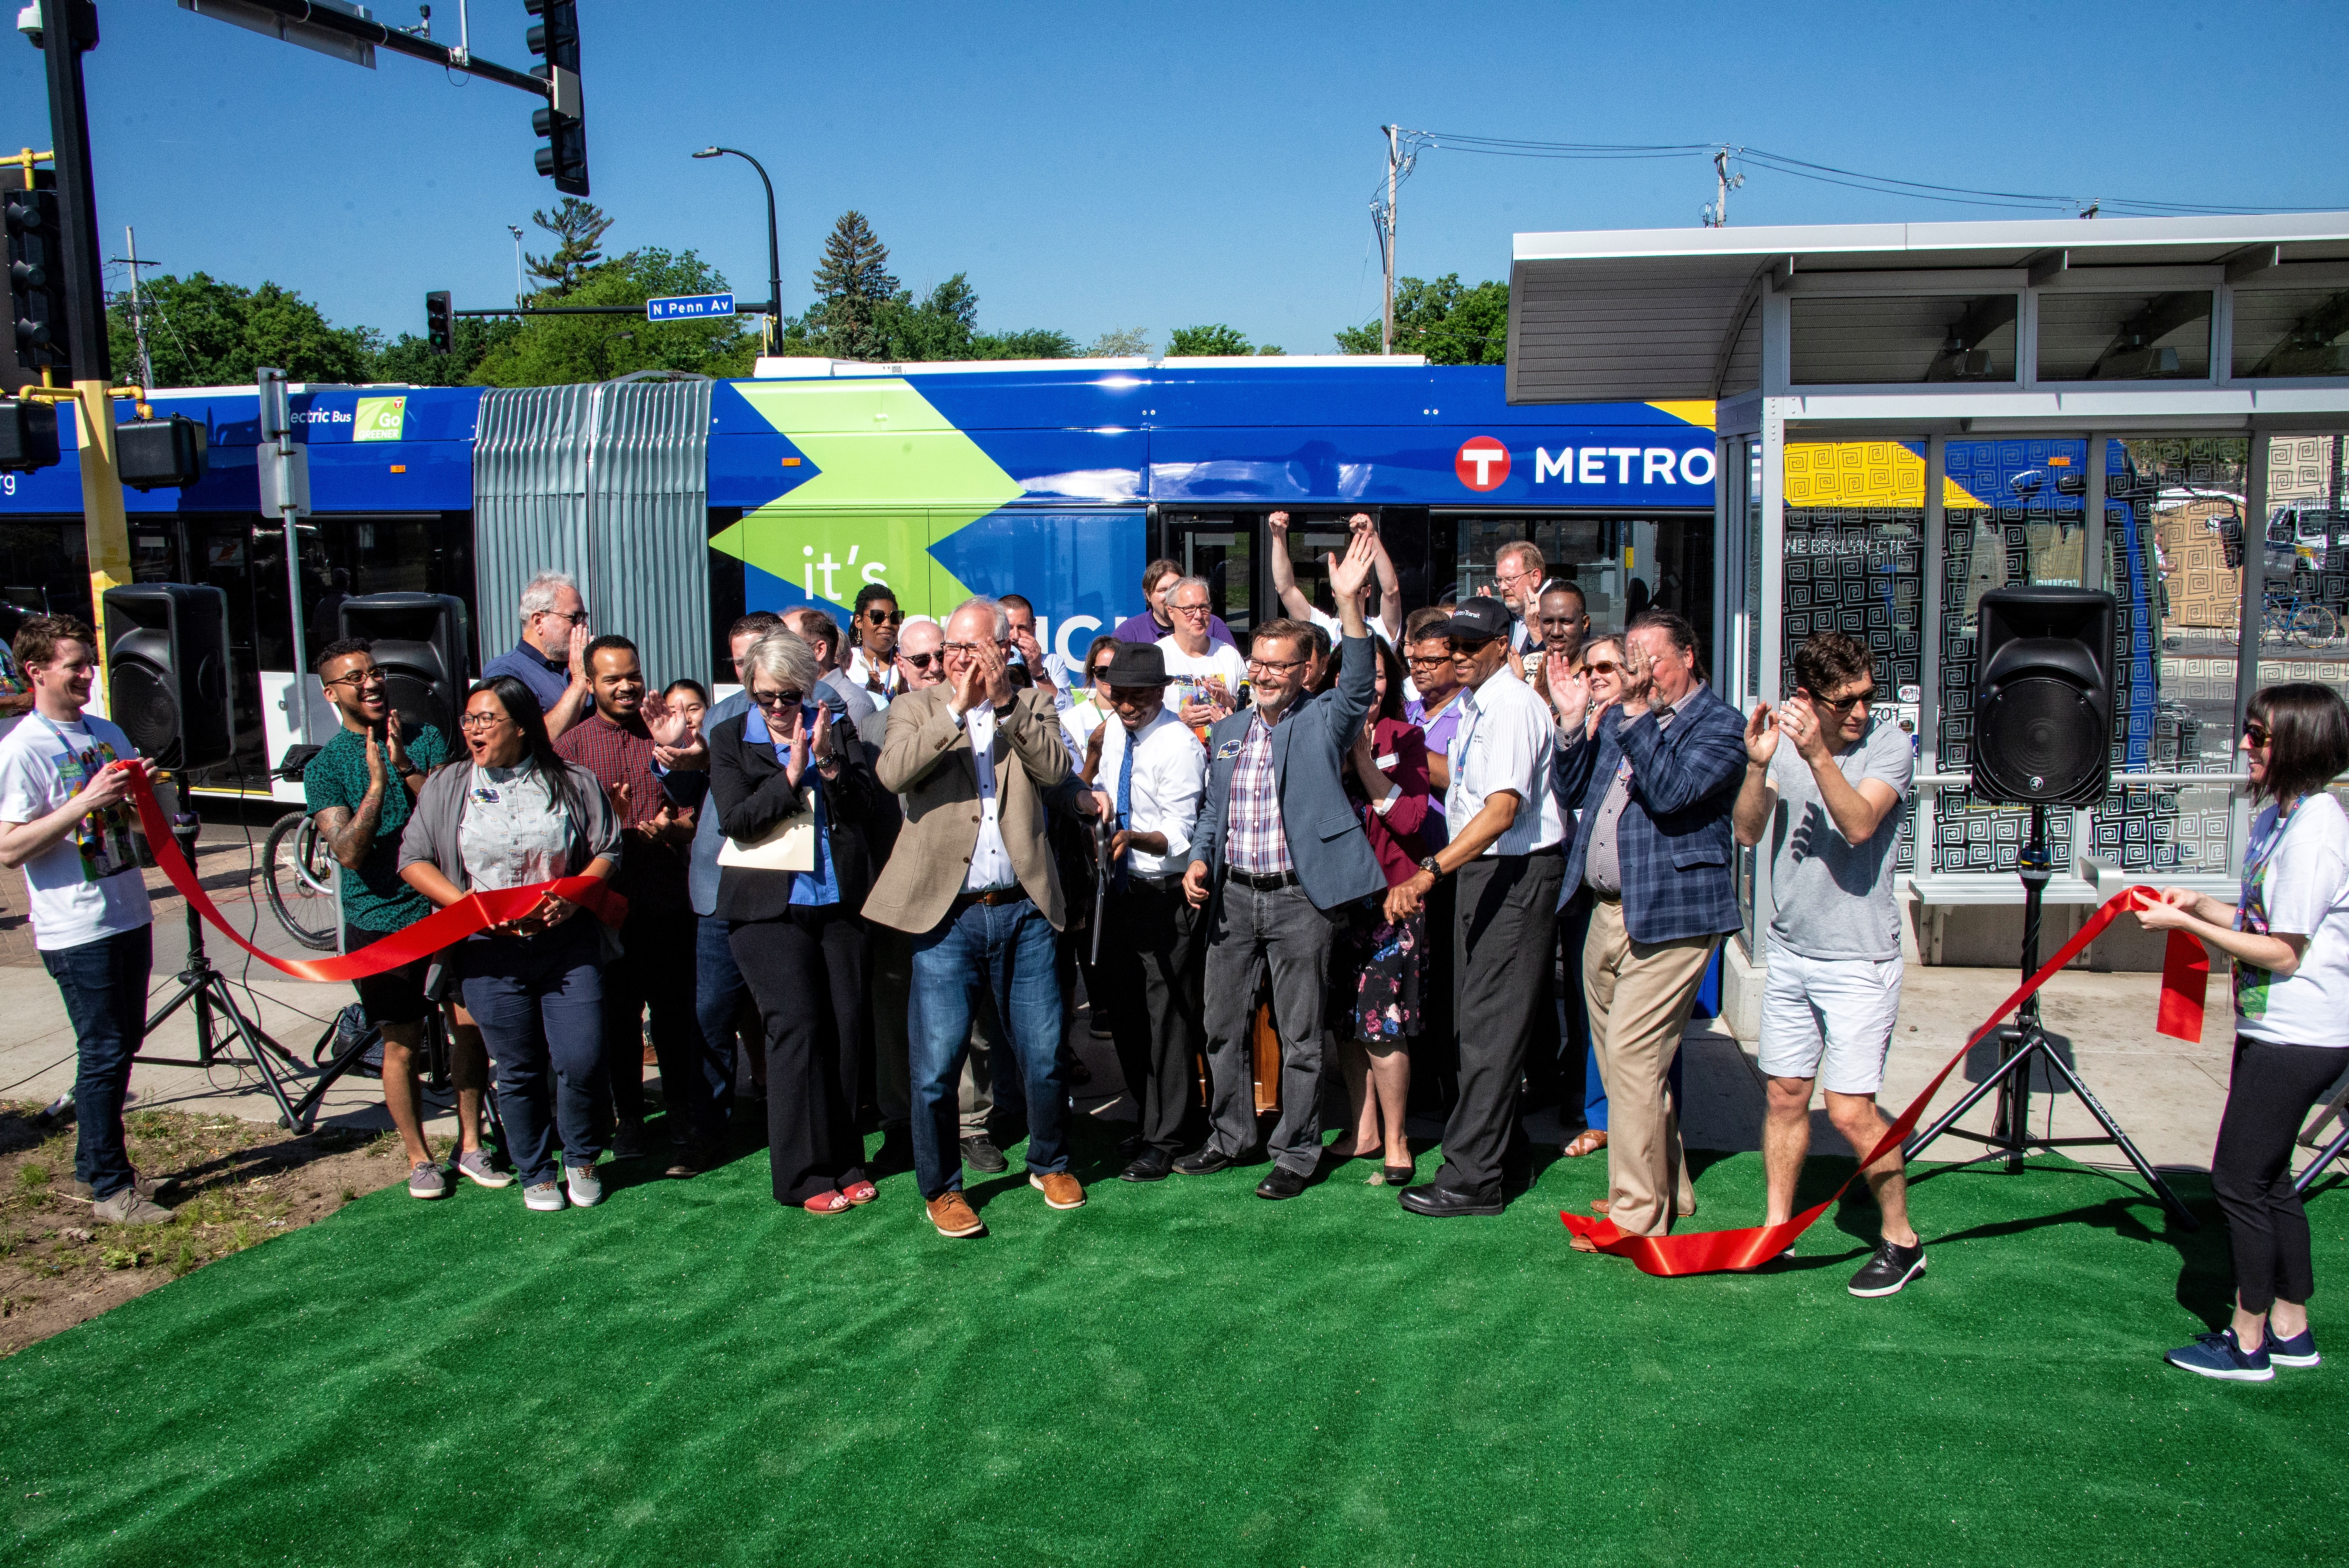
[102,583,233,771]
[1970,586,2116,807]
[337,593,472,742]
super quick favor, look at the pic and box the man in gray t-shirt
[1731,630,1924,1299]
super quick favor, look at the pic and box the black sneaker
[960,1134,1009,1175]
[1847,1238,1927,1298]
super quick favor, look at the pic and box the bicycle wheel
[2295,605,2340,646]
[262,811,340,951]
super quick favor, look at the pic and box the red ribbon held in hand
[121,763,627,984]
[1561,886,2208,1276]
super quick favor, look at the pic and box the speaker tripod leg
[286,1016,381,1134]
[2030,1036,2200,1229]
[2294,1118,2349,1198]
[1906,1041,2040,1163]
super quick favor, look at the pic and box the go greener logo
[353,396,407,442]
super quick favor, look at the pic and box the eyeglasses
[942,641,1009,656]
[1170,600,1210,617]
[2243,723,2272,748]
[1247,654,1307,674]
[535,608,589,625]
[901,650,941,671]
[1405,654,1450,670]
[1495,564,1542,586]
[864,608,905,625]
[458,712,509,730]
[1815,688,1875,715]
[750,688,805,709]
[323,669,385,689]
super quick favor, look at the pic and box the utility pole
[1382,124,1398,355]
[109,226,157,390]
[39,0,130,710]
[1703,146,1744,228]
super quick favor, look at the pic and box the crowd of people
[3,513,2342,1364]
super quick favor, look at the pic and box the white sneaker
[523,1181,566,1212]
[454,1149,512,1190]
[565,1156,604,1208]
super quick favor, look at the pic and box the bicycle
[261,745,339,951]
[2222,582,2340,649]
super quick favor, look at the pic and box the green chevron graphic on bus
[708,379,1026,619]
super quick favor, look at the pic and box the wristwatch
[1418,854,1445,880]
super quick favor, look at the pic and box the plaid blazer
[1554,682,1746,945]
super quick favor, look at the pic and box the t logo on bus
[1455,436,1510,492]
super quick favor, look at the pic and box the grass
[0,1118,2340,1567]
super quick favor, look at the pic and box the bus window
[1160,513,1253,642]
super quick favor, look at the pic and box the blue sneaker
[2266,1325,2320,1369]
[2165,1328,2274,1382]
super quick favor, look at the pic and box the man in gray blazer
[1178,533,1386,1199]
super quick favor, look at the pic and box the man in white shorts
[1732,629,1923,1297]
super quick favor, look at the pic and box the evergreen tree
[807,211,899,359]
[524,197,616,296]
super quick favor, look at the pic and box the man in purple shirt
[1114,558,1236,650]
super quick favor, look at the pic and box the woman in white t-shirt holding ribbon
[2137,682,2349,1382]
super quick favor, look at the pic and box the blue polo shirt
[480,640,572,720]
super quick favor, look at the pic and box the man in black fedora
[1073,641,1208,1181]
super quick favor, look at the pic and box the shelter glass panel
[2251,431,2349,738]
[1450,513,1713,654]
[2087,437,2248,873]
[1736,439,1763,952]
[1779,441,1926,875]
[2230,288,2349,379]
[1790,294,2018,385]
[2036,291,2214,381]
[1932,438,2091,873]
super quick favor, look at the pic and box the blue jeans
[908,896,1066,1199]
[455,920,605,1187]
[692,915,750,1140]
[42,924,152,1202]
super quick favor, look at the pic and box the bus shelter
[1508,212,2349,1021]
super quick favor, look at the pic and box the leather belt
[1226,868,1301,891]
[953,887,1030,910]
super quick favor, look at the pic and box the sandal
[1563,1129,1608,1159]
[840,1180,878,1206]
[802,1190,852,1215]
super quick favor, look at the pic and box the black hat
[1436,597,1512,644]
[1098,641,1174,688]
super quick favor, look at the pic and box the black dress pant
[2212,1036,2345,1313]
[731,907,870,1206]
[602,910,700,1140]
[1434,850,1563,1200]
[1099,875,1204,1153]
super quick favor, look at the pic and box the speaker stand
[135,818,310,1131]
[1906,803,2199,1229]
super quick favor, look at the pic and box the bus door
[1158,512,1255,643]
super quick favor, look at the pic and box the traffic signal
[525,2,589,196]
[0,398,61,472]
[5,175,71,381]
[425,290,453,355]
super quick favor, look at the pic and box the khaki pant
[1583,898,1718,1238]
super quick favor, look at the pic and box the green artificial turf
[2,1121,2342,1568]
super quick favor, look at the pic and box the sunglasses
[900,650,941,670]
[2243,723,2272,748]
[1091,665,1116,682]
[1584,660,1623,675]
[1814,688,1875,715]
[864,609,905,625]
[536,608,589,625]
[750,688,806,709]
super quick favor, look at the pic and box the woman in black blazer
[709,630,882,1215]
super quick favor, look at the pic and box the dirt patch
[0,1101,424,1356]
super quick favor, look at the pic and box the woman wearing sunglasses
[2139,682,2349,1380]
[848,584,907,706]
[708,630,885,1217]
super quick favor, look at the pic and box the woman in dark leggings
[2139,682,2349,1381]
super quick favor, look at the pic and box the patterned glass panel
[1780,440,1925,874]
[1933,437,2089,873]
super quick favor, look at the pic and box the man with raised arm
[482,570,595,740]
[1732,629,1923,1296]
[1178,533,1387,1200]
[1268,511,1403,645]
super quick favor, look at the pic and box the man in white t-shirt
[1732,629,1921,1297]
[1156,576,1248,731]
[0,615,171,1225]
[1268,510,1403,646]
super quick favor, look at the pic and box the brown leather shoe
[1030,1171,1085,1210]
[1590,1197,1612,1215]
[926,1191,985,1238]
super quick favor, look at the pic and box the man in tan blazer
[865,595,1082,1238]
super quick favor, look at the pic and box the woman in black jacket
[709,630,882,1215]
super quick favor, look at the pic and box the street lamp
[693,145,782,355]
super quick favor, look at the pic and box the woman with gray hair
[707,630,886,1215]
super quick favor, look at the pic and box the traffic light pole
[43,1,128,717]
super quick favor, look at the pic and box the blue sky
[5,0,2344,355]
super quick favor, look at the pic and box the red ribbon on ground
[122,765,626,984]
[1561,886,2209,1276]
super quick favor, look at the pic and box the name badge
[1376,752,1399,770]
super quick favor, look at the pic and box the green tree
[469,248,758,386]
[1333,274,1509,364]
[105,273,379,388]
[525,197,616,295]
[806,211,899,360]
[1167,324,1283,356]
[1085,327,1152,357]
[371,317,523,386]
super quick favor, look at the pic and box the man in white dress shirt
[1383,595,1566,1215]
[1081,641,1209,1182]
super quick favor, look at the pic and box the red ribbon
[121,764,627,984]
[1561,886,2209,1276]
